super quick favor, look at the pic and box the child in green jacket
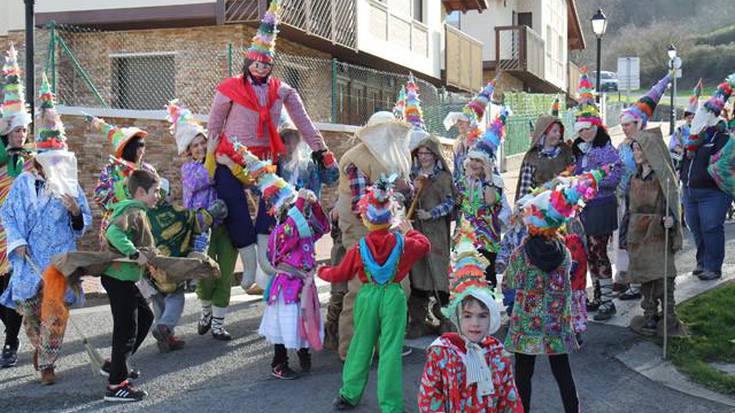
[101,169,159,403]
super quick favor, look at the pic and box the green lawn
[604,86,715,105]
[669,282,735,395]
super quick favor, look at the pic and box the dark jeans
[0,274,22,348]
[514,353,579,413]
[683,187,732,274]
[101,276,154,385]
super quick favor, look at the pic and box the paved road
[2,226,734,413]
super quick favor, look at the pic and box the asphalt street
[1,222,734,413]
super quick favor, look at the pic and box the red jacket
[318,229,430,284]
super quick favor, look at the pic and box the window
[111,53,175,110]
[546,25,553,57]
[413,0,424,23]
[518,12,532,29]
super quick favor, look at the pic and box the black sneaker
[586,297,601,312]
[333,395,356,410]
[198,313,212,335]
[593,302,617,321]
[0,343,18,368]
[698,271,722,281]
[211,328,232,341]
[297,348,311,373]
[104,380,148,402]
[271,363,299,380]
[100,360,141,380]
[692,266,704,276]
[640,318,658,336]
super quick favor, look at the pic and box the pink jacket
[207,76,326,151]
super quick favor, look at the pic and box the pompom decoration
[245,0,282,64]
[521,166,610,237]
[357,173,398,226]
[465,80,495,122]
[403,73,425,131]
[620,72,670,128]
[217,136,295,215]
[35,73,67,151]
[1,43,31,135]
[574,66,602,130]
[392,85,406,121]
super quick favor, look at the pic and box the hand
[397,218,413,234]
[133,251,149,267]
[663,216,674,229]
[330,208,339,222]
[60,194,81,216]
[298,188,317,204]
[14,246,27,257]
[416,209,431,220]
[395,178,410,193]
[216,153,235,169]
[207,135,220,154]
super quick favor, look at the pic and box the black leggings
[0,273,22,348]
[514,353,579,413]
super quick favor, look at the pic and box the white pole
[663,177,670,359]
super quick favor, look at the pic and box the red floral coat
[418,333,525,413]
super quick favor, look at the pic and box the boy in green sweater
[101,169,160,402]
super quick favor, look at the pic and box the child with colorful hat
[418,220,524,413]
[505,167,609,413]
[669,79,703,170]
[167,99,242,341]
[0,73,93,385]
[88,112,158,248]
[318,174,430,412]
[448,81,496,184]
[258,187,330,380]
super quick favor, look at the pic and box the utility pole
[24,0,35,120]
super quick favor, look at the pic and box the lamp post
[668,44,677,134]
[591,9,608,103]
[24,0,35,120]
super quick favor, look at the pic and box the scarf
[359,232,404,285]
[464,338,495,397]
[217,75,285,157]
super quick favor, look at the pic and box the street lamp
[668,44,677,134]
[591,9,608,103]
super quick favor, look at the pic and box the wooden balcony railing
[494,25,544,80]
[445,24,483,92]
[223,0,357,50]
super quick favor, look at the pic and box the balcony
[444,24,483,92]
[223,0,357,50]
[567,60,582,101]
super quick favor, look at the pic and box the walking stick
[406,175,427,220]
[663,177,670,360]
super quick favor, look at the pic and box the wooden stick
[406,176,427,220]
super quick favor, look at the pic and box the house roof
[567,0,586,50]
[442,0,488,13]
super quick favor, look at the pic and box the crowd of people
[1,1,734,411]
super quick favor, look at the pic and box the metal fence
[26,22,613,155]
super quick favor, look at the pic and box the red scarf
[217,75,285,158]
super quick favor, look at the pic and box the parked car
[591,71,619,92]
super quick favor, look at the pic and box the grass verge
[669,281,735,395]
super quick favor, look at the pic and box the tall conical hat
[620,72,670,129]
[35,73,67,151]
[245,0,282,64]
[688,72,735,152]
[574,67,602,132]
[392,85,406,121]
[84,114,148,158]
[1,43,31,136]
[685,78,703,115]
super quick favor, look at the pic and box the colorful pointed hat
[685,78,703,115]
[442,219,501,334]
[550,95,561,117]
[392,85,406,121]
[85,114,148,158]
[689,72,735,139]
[467,106,510,166]
[245,0,282,64]
[521,166,609,237]
[465,80,495,122]
[1,43,32,136]
[620,72,670,129]
[404,74,425,130]
[35,73,67,151]
[574,67,603,132]
[166,99,206,155]
[358,173,398,228]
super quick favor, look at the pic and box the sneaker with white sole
[104,380,148,402]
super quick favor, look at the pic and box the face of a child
[457,119,470,136]
[621,121,639,139]
[460,299,491,343]
[415,146,435,169]
[632,141,647,166]
[249,60,273,79]
[467,158,484,179]
[283,131,301,155]
[544,123,562,148]
[8,126,27,148]
[189,135,207,162]
[578,126,596,142]
[137,183,161,208]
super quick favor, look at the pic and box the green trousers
[340,282,406,413]
[196,226,238,307]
